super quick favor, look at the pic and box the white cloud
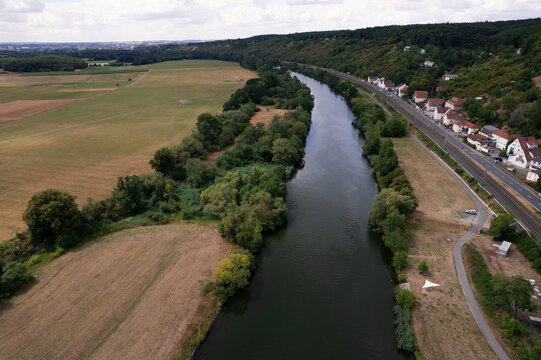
[0,0,539,42]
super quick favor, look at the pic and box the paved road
[408,134,511,360]
[297,64,541,241]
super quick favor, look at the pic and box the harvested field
[57,88,117,92]
[0,223,234,360]
[0,60,255,240]
[393,135,496,360]
[0,99,82,123]
[0,74,91,86]
[250,106,287,127]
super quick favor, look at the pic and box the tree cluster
[0,55,87,72]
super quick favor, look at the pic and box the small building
[396,84,408,97]
[507,137,534,169]
[467,133,491,153]
[493,129,512,150]
[383,79,395,91]
[453,120,478,135]
[526,169,540,183]
[423,60,436,68]
[404,46,411,52]
[442,74,459,81]
[420,48,426,54]
[367,76,379,83]
[530,148,541,170]
[445,96,466,111]
[443,110,461,126]
[479,125,500,138]
[498,241,512,257]
[413,90,428,103]
[433,106,450,121]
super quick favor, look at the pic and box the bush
[500,314,530,343]
[418,260,429,273]
[1,261,32,296]
[392,251,409,270]
[396,289,417,308]
[393,305,415,352]
[212,251,255,301]
[147,211,169,224]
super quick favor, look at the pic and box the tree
[493,273,534,317]
[185,158,213,188]
[1,261,31,296]
[392,251,409,270]
[196,113,223,150]
[272,138,300,165]
[212,251,254,301]
[23,189,82,246]
[489,214,514,241]
[111,176,146,218]
[150,147,176,176]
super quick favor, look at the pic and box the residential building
[404,46,411,51]
[383,79,395,91]
[442,74,459,81]
[396,84,408,97]
[507,137,538,169]
[528,147,541,170]
[467,133,491,153]
[443,110,462,126]
[453,120,478,135]
[426,98,445,111]
[413,90,428,103]
[479,125,500,138]
[433,106,450,121]
[367,76,379,83]
[423,60,436,67]
[445,97,466,111]
[493,130,512,150]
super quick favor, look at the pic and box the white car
[465,209,477,215]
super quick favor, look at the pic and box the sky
[0,0,539,42]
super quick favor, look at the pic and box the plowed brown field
[0,223,233,360]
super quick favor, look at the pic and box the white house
[404,46,411,51]
[445,97,466,111]
[442,74,459,81]
[420,49,426,54]
[507,137,534,169]
[426,98,445,111]
[453,120,479,135]
[413,90,428,103]
[492,130,513,151]
[423,60,436,67]
[467,133,491,153]
[526,169,540,183]
[479,125,500,139]
[443,110,462,126]
[367,76,379,83]
[530,148,541,170]
[433,106,450,121]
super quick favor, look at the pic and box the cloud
[3,0,45,13]
[287,0,342,5]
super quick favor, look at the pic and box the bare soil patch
[0,74,91,86]
[394,135,496,359]
[57,88,117,92]
[533,76,541,89]
[0,223,234,360]
[250,106,287,127]
[0,99,82,123]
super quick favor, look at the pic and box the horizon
[0,0,540,43]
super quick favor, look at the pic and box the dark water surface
[194,73,402,360]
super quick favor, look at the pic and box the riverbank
[392,134,497,359]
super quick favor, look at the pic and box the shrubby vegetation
[0,55,87,72]
[210,250,255,301]
[393,305,415,352]
[465,244,540,357]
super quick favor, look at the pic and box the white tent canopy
[422,280,441,289]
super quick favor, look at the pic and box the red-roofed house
[413,91,428,103]
[383,79,395,91]
[433,106,450,121]
[436,85,449,92]
[443,110,462,126]
[467,133,491,153]
[507,137,538,169]
[397,84,408,97]
[426,98,445,111]
[445,97,466,111]
[453,120,478,135]
[492,130,511,150]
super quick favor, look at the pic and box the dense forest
[0,55,88,72]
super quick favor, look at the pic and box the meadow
[0,60,255,240]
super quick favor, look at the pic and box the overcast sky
[0,0,539,42]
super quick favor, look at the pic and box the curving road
[409,134,511,360]
[295,64,541,241]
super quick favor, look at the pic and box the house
[453,120,478,134]
[493,130,512,150]
[433,106,450,121]
[526,169,540,183]
[423,60,436,67]
[443,110,462,125]
[396,84,408,97]
[413,90,428,103]
[404,46,411,51]
[442,74,459,81]
[420,49,426,54]
[530,148,541,170]
[436,85,449,92]
[479,125,500,139]
[383,79,395,91]
[426,98,445,111]
[467,133,491,153]
[507,137,537,169]
[367,76,379,83]
[445,97,466,111]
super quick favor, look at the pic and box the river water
[194,73,403,359]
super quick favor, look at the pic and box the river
[194,73,404,359]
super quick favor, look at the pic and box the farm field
[0,223,234,360]
[392,135,497,360]
[0,60,256,240]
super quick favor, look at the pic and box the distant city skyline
[0,0,539,43]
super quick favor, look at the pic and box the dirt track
[0,99,82,123]
[57,88,117,92]
[0,223,233,360]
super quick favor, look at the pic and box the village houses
[467,133,491,153]
[433,106,450,121]
[396,84,408,97]
[452,120,479,135]
[426,98,445,111]
[413,90,428,103]
[442,74,459,81]
[445,97,465,111]
[507,137,539,169]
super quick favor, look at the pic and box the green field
[0,60,255,240]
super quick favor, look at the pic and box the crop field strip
[0,60,256,240]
